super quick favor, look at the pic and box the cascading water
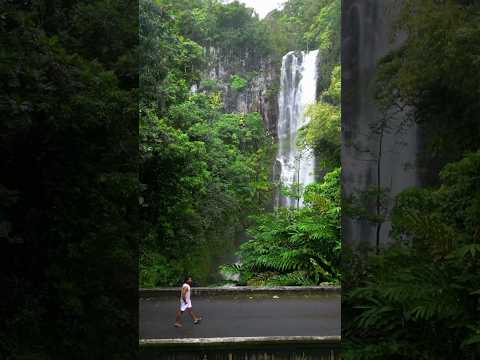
[275,49,319,208]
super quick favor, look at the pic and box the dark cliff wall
[341,0,423,249]
[196,47,280,138]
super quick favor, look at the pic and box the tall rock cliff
[342,0,423,250]
[194,47,280,138]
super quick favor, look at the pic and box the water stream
[275,50,319,208]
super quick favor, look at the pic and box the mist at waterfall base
[275,50,320,209]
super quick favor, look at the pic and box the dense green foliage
[302,64,341,169]
[164,0,341,67]
[222,168,341,286]
[140,0,275,286]
[376,0,480,181]
[343,153,480,359]
[230,74,249,92]
[159,0,273,58]
[1,1,137,359]
[344,1,480,358]
[264,0,339,53]
[140,104,274,286]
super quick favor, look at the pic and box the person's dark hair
[183,276,192,284]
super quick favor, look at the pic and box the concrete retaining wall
[140,336,341,360]
[139,286,341,298]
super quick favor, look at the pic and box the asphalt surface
[139,293,341,339]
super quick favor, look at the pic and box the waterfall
[275,50,319,208]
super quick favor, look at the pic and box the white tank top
[181,283,191,305]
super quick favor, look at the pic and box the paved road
[139,293,341,339]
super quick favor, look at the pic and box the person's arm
[181,286,188,302]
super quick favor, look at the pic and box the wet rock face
[197,47,280,138]
[342,0,422,249]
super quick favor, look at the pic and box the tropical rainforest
[140,0,341,287]
[1,1,138,359]
[343,1,480,359]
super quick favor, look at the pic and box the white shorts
[180,301,192,312]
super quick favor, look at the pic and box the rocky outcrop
[196,47,280,138]
[341,0,422,249]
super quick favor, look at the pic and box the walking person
[174,276,202,327]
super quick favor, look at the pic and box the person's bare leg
[187,308,201,322]
[174,310,183,327]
